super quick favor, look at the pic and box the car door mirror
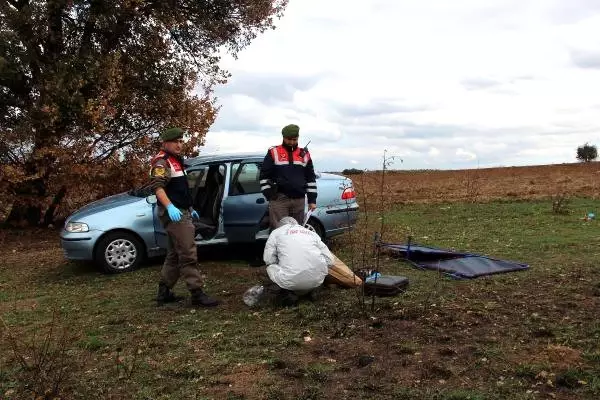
[146,194,157,205]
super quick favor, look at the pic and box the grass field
[351,161,600,205]
[1,164,600,399]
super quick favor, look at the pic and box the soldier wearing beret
[148,127,220,307]
[259,124,318,229]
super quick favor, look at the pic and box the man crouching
[261,216,334,307]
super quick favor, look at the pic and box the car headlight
[65,222,89,233]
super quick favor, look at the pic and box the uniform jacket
[148,150,193,209]
[259,144,317,203]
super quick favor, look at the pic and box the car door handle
[256,198,265,204]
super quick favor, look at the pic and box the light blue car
[60,152,359,273]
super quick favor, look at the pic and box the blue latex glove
[365,272,381,283]
[191,209,199,219]
[166,204,182,222]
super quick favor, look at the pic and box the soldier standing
[148,127,220,307]
[259,124,318,229]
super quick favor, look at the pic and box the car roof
[185,151,265,167]
[184,151,344,180]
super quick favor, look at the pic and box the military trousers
[159,210,203,291]
[268,194,305,229]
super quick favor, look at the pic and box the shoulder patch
[151,165,166,177]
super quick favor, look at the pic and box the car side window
[229,162,262,195]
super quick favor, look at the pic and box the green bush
[342,168,364,175]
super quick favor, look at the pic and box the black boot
[156,282,184,306]
[278,289,299,308]
[190,289,220,307]
[303,287,320,302]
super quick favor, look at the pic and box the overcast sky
[200,0,600,171]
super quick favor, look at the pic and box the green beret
[281,124,300,138]
[160,127,184,142]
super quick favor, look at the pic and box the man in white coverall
[262,216,335,307]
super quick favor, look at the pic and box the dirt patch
[514,345,584,371]
[0,227,61,250]
[202,364,270,398]
[351,162,600,207]
[0,298,39,314]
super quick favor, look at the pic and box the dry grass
[1,162,600,399]
[350,162,600,206]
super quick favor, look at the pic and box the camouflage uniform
[150,127,219,307]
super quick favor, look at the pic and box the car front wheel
[95,231,144,274]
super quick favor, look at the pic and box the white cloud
[202,0,600,171]
[456,148,477,161]
[429,147,441,157]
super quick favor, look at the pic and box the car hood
[68,192,144,221]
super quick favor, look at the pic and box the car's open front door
[221,161,268,243]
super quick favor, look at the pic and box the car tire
[306,218,326,241]
[95,231,144,274]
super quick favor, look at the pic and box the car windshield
[127,165,213,198]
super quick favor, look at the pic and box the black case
[363,275,409,296]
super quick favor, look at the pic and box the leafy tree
[576,142,598,163]
[0,0,287,226]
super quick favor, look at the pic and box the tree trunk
[43,186,67,226]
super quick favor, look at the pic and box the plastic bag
[365,272,382,283]
[243,285,264,307]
